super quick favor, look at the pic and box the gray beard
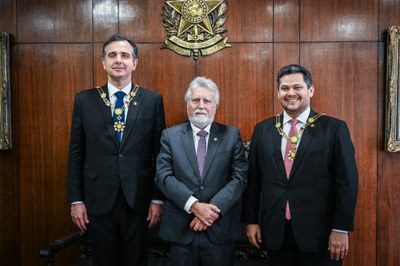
[188,115,214,128]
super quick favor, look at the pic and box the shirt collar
[107,82,132,97]
[190,123,211,136]
[283,107,311,125]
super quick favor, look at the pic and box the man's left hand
[328,231,349,261]
[147,203,163,228]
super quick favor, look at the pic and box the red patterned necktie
[284,119,298,220]
[196,130,208,177]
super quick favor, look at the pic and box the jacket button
[200,186,204,189]
[118,154,123,158]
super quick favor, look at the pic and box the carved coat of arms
[162,0,231,60]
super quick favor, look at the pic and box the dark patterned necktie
[196,130,208,177]
[113,91,126,142]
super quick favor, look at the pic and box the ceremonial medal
[114,108,123,116]
[275,113,325,161]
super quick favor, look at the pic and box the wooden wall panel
[0,1,19,265]
[226,0,273,42]
[93,0,119,42]
[119,0,165,42]
[17,0,93,42]
[379,0,400,41]
[0,0,16,35]
[274,0,299,42]
[17,44,93,266]
[377,42,400,266]
[301,0,378,41]
[196,44,273,141]
[301,42,378,266]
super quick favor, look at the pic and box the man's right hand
[246,224,262,249]
[190,202,220,226]
[71,203,89,232]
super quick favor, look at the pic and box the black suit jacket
[242,109,358,252]
[67,84,166,216]
[155,122,248,244]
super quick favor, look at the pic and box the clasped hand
[189,202,220,231]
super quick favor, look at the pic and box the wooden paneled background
[0,0,399,265]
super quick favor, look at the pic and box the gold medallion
[291,136,298,143]
[100,93,107,99]
[115,108,123,116]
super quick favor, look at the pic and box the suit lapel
[120,84,141,147]
[180,123,201,180]
[97,84,120,147]
[274,115,288,181]
[202,123,221,183]
[289,109,319,180]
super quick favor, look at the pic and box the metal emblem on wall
[162,0,231,60]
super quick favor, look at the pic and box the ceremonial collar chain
[97,85,139,113]
[97,85,139,133]
[275,112,325,160]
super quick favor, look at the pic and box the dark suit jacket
[242,109,358,253]
[67,84,166,216]
[155,122,248,245]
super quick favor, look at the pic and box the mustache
[194,110,208,115]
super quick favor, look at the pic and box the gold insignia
[162,0,231,60]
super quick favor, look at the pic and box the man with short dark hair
[242,64,358,266]
[67,33,166,266]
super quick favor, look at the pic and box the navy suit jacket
[155,122,248,245]
[67,84,166,216]
[242,109,358,252]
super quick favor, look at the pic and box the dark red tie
[284,119,298,220]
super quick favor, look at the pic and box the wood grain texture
[377,42,400,266]
[274,0,299,42]
[301,0,378,41]
[17,44,93,265]
[226,0,273,42]
[119,0,166,42]
[93,0,119,42]
[301,42,378,266]
[379,0,400,41]
[17,0,93,42]
[0,0,16,34]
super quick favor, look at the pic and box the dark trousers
[88,189,148,266]
[268,220,342,266]
[170,232,236,266]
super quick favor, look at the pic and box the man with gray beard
[155,77,248,266]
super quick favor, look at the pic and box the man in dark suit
[67,33,166,266]
[155,77,248,266]
[242,64,358,266]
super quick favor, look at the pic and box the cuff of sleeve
[184,196,198,213]
[71,201,84,205]
[151,200,164,205]
[332,229,349,234]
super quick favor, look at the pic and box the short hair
[102,33,138,59]
[184,77,220,106]
[277,64,313,89]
